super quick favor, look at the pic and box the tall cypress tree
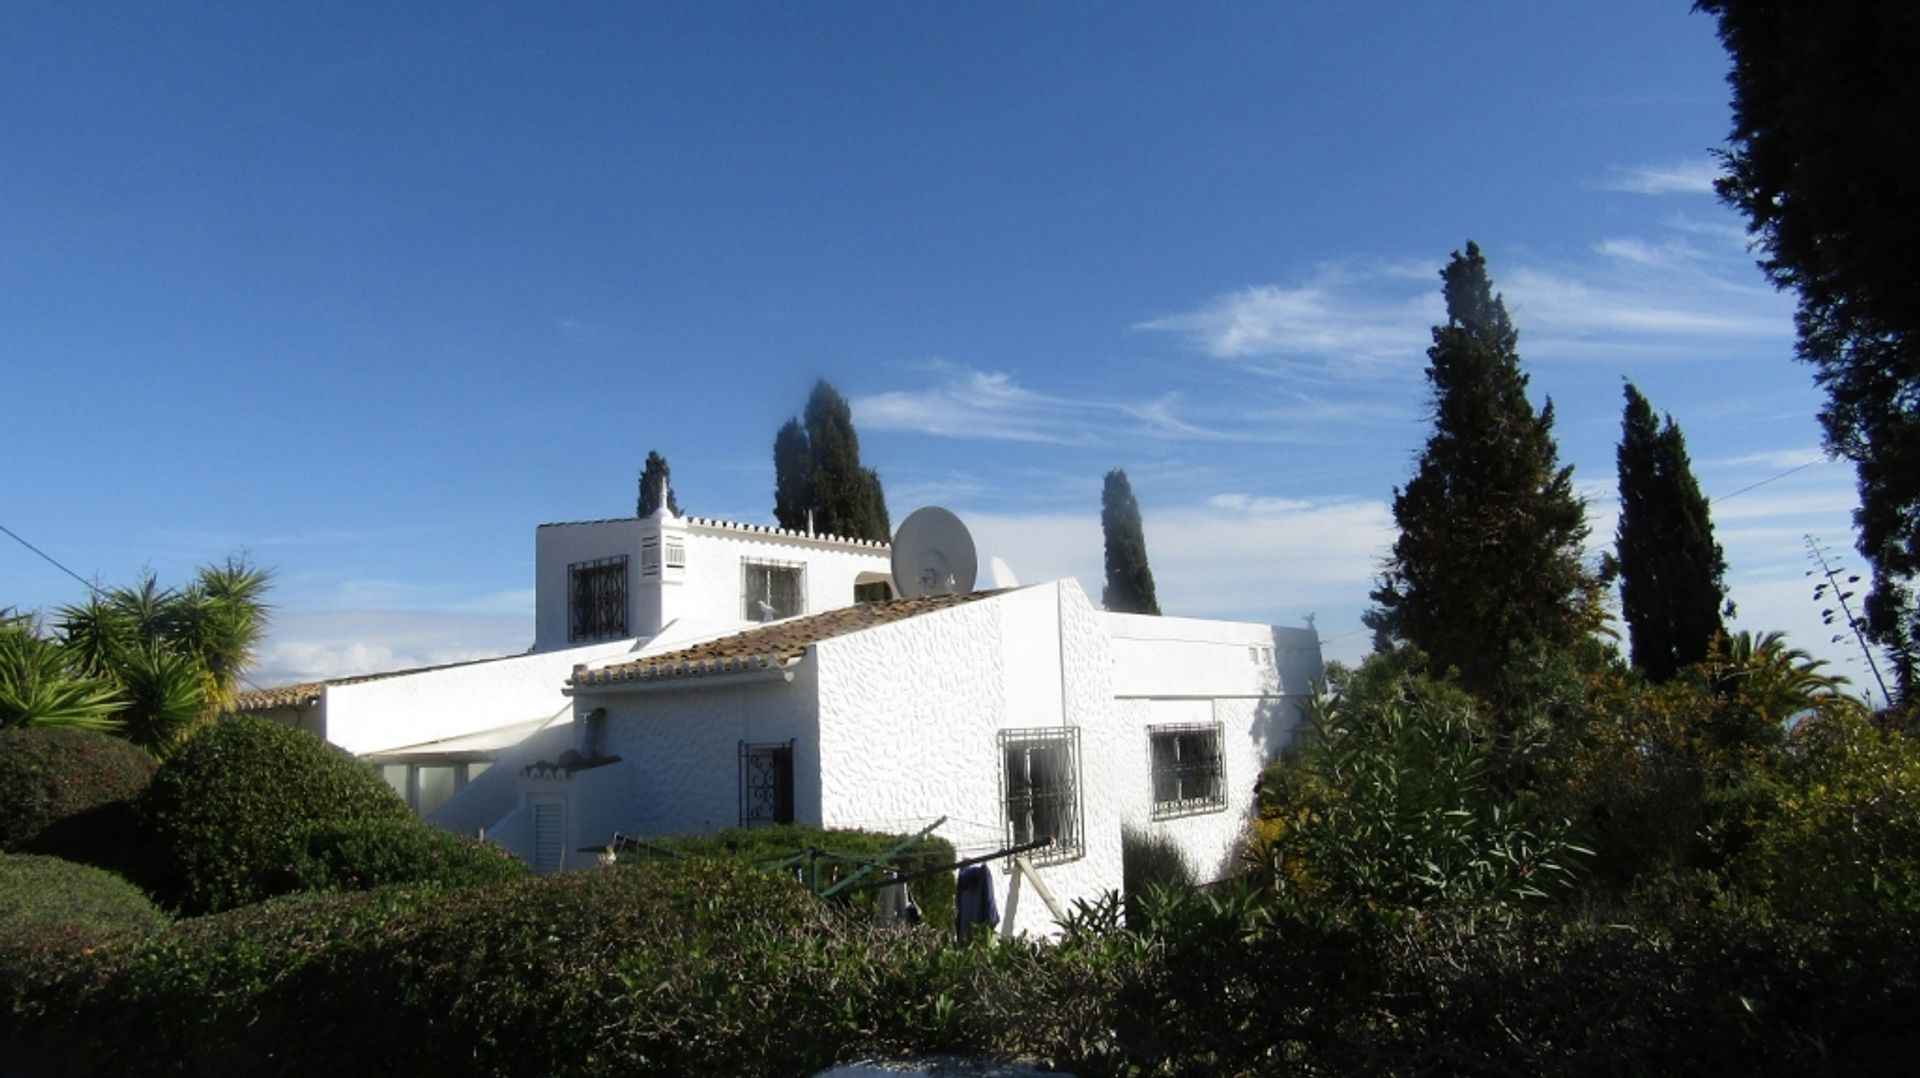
[1101,469,1161,615]
[1613,383,1728,682]
[770,381,891,542]
[772,420,813,532]
[1366,242,1597,692]
[635,450,682,518]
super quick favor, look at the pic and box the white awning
[361,715,555,761]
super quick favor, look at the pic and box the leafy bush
[0,854,166,1041]
[142,714,411,914]
[1251,653,1587,912]
[285,819,530,893]
[0,727,156,871]
[1740,705,1920,919]
[629,823,958,928]
[27,860,1130,1077]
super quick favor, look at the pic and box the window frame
[738,739,796,828]
[1148,721,1228,820]
[999,726,1084,864]
[741,559,806,621]
[568,555,629,642]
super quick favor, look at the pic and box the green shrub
[0,727,156,857]
[285,819,530,893]
[29,859,1129,1077]
[141,714,411,914]
[0,854,166,1041]
[631,823,958,928]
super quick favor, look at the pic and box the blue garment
[954,864,999,938]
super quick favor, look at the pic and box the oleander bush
[141,714,412,914]
[0,727,156,864]
[633,823,959,928]
[284,818,531,894]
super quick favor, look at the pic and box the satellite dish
[987,555,1019,589]
[890,506,978,599]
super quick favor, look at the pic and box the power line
[0,521,100,596]
[1710,459,1822,505]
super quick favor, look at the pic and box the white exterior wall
[533,514,892,652]
[673,519,891,625]
[1098,612,1323,884]
[813,581,1123,939]
[321,638,642,756]
[568,663,822,851]
[534,518,645,651]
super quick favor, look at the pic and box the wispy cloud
[251,608,530,685]
[1597,159,1722,196]
[854,365,1232,445]
[1712,447,1829,470]
[1134,263,1443,381]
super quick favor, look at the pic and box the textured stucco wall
[570,663,821,847]
[814,580,1122,939]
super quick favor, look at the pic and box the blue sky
[2,4,1881,697]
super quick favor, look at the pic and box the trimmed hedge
[142,714,412,914]
[0,727,156,858]
[0,854,167,1039]
[22,860,1130,1077]
[632,824,959,928]
[286,819,530,893]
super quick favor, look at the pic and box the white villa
[238,501,1323,937]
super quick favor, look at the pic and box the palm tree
[0,616,123,732]
[1706,629,1847,724]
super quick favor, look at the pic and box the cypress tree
[1613,383,1728,682]
[772,420,813,532]
[1101,469,1161,615]
[1366,242,1598,692]
[770,381,890,542]
[635,450,682,518]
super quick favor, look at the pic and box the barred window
[569,556,628,642]
[664,538,686,569]
[1000,727,1083,864]
[739,740,795,827]
[742,560,805,621]
[1149,722,1226,818]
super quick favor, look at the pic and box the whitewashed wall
[534,514,892,652]
[1098,613,1323,884]
[321,638,642,756]
[813,580,1123,939]
[672,518,892,625]
[569,664,822,848]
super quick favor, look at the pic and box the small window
[664,538,686,569]
[641,538,661,577]
[1000,727,1083,864]
[739,740,795,827]
[742,561,805,621]
[853,580,892,604]
[569,556,629,641]
[1149,722,1227,819]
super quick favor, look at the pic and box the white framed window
[1000,727,1083,864]
[664,538,686,569]
[1149,722,1227,819]
[641,537,661,577]
[569,556,628,641]
[742,560,805,621]
[378,759,490,816]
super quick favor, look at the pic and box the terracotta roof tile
[572,590,1001,689]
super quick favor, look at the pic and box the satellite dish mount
[890,507,979,599]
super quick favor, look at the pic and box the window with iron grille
[742,560,805,621]
[739,740,795,827]
[568,556,628,642]
[1000,727,1083,863]
[1149,722,1226,819]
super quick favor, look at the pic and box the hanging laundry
[954,864,999,939]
